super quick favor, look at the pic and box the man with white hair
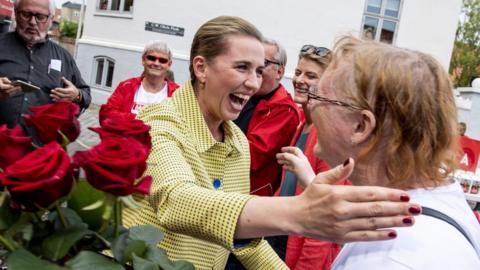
[0,0,91,138]
[234,38,301,197]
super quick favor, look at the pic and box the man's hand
[0,77,21,100]
[50,77,80,102]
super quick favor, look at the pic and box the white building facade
[75,0,463,104]
[456,88,480,140]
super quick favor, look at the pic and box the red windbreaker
[99,76,178,123]
[248,84,302,196]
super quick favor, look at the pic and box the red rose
[0,125,34,170]
[90,112,151,149]
[73,137,152,196]
[0,142,75,211]
[23,101,80,145]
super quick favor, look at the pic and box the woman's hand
[276,146,315,188]
[292,158,419,243]
[236,158,420,244]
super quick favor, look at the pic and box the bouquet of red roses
[0,102,193,270]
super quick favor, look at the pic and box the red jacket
[99,76,178,123]
[248,84,302,196]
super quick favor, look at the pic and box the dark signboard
[145,21,184,37]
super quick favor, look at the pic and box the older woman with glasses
[278,36,480,269]
[277,44,350,270]
[99,41,179,123]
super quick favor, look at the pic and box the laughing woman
[123,16,421,270]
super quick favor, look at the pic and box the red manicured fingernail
[402,217,413,224]
[400,194,410,202]
[343,158,350,167]
[388,232,397,238]
[409,206,421,214]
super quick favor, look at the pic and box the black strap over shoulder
[422,206,474,248]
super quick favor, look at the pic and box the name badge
[49,59,62,72]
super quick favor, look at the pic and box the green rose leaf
[49,207,84,229]
[67,180,106,231]
[124,240,147,262]
[65,251,125,270]
[0,193,21,230]
[111,231,129,263]
[172,260,195,270]
[5,213,33,244]
[6,248,62,270]
[128,225,164,246]
[41,224,88,261]
[132,253,159,270]
[143,246,174,269]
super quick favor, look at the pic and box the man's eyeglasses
[16,10,50,23]
[301,45,331,57]
[145,55,169,64]
[264,59,281,67]
[307,90,363,111]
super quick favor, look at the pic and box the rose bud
[0,125,34,170]
[23,101,80,145]
[90,112,151,149]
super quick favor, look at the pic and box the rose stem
[55,203,69,228]
[0,234,16,252]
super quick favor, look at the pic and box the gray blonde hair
[263,38,287,66]
[15,0,56,16]
[299,46,332,70]
[142,41,172,59]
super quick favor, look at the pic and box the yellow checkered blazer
[123,81,287,270]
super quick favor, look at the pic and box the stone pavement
[67,104,101,155]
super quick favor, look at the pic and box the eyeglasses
[16,10,50,23]
[307,90,363,111]
[264,59,281,67]
[145,55,169,64]
[301,45,331,57]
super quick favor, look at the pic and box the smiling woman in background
[122,16,421,270]
[99,41,178,122]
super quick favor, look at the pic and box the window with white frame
[362,0,402,44]
[98,0,134,12]
[93,56,115,89]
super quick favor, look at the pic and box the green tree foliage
[450,0,480,87]
[59,20,78,38]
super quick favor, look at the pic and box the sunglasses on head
[145,55,169,64]
[301,45,331,57]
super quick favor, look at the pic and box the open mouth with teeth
[229,93,249,111]
[295,87,309,94]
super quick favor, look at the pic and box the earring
[199,80,205,89]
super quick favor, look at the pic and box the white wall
[396,0,462,70]
[80,0,366,93]
[457,88,480,140]
[78,0,462,100]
